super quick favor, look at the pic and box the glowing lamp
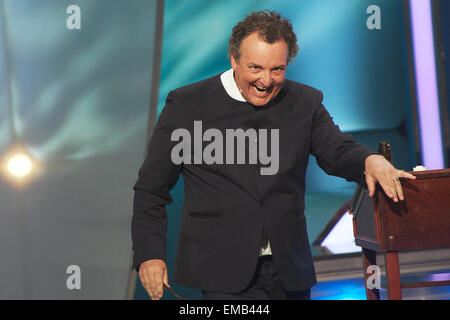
[1,144,40,186]
[6,153,33,178]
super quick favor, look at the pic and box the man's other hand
[364,154,416,202]
[138,259,168,300]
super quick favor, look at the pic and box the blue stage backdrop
[133,0,417,300]
[0,0,158,299]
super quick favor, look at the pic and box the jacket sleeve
[131,91,183,271]
[310,90,377,185]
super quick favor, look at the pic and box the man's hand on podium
[364,154,416,202]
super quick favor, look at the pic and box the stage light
[319,212,361,255]
[409,0,444,170]
[1,144,40,186]
[6,153,33,178]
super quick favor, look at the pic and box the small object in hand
[163,283,188,300]
[393,177,400,182]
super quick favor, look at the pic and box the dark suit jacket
[132,74,375,293]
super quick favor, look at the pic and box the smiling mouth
[252,84,271,94]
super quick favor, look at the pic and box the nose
[260,70,272,87]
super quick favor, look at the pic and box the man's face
[231,32,288,107]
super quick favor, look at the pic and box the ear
[230,54,238,71]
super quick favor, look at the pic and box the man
[132,10,415,300]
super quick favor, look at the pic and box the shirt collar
[220,68,246,102]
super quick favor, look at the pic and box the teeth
[253,85,267,92]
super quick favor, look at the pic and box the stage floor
[311,269,450,300]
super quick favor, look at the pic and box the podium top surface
[404,168,450,179]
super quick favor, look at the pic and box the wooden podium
[350,168,450,300]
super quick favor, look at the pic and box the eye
[272,67,285,74]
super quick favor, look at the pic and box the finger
[365,174,376,197]
[380,174,399,201]
[389,175,399,202]
[379,175,393,199]
[155,270,164,299]
[144,282,153,299]
[139,271,153,299]
[399,171,416,180]
[390,183,398,202]
[149,272,159,300]
[153,271,164,300]
[394,179,405,201]
[145,271,155,300]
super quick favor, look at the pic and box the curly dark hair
[228,10,299,63]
